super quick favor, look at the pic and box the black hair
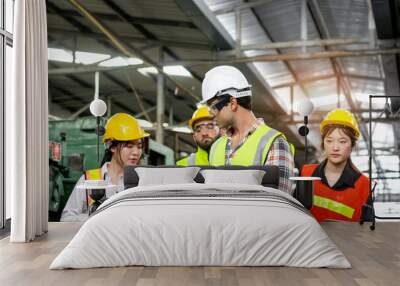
[100,142,117,166]
[236,96,252,110]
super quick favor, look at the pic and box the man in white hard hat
[201,65,294,194]
[176,106,219,166]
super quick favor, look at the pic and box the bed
[50,166,350,269]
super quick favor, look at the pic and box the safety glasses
[208,95,231,113]
[193,122,217,133]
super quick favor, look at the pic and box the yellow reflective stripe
[210,137,227,166]
[85,169,102,180]
[176,157,189,166]
[313,195,355,219]
[290,143,295,156]
[254,129,279,165]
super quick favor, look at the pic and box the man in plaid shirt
[201,65,294,194]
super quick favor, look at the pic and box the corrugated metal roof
[318,0,370,38]
[116,0,193,21]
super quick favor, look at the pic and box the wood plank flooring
[0,221,399,286]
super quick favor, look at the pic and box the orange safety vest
[301,164,370,222]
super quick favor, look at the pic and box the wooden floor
[0,221,399,286]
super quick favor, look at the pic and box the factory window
[0,0,13,232]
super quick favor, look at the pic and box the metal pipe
[107,96,112,118]
[96,116,100,164]
[301,0,308,53]
[290,85,294,121]
[134,106,157,118]
[367,0,376,48]
[369,95,372,205]
[175,133,179,162]
[156,48,165,144]
[304,116,308,164]
[48,64,148,75]
[238,38,369,51]
[165,48,400,66]
[235,9,241,58]
[48,114,63,120]
[208,38,372,58]
[72,36,77,64]
[169,105,174,126]
[94,72,99,100]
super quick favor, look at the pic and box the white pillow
[136,167,200,186]
[200,169,266,185]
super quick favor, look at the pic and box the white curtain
[8,0,49,242]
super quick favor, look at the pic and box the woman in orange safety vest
[301,109,370,222]
[60,113,149,222]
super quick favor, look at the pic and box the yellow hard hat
[320,108,360,140]
[188,106,214,129]
[103,113,149,143]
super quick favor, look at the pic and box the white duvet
[50,183,351,269]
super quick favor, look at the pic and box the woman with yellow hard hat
[61,113,149,222]
[301,108,370,222]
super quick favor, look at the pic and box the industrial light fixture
[296,99,314,164]
[98,56,143,67]
[90,98,107,117]
[297,99,314,117]
[89,72,107,164]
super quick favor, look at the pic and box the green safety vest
[209,124,286,166]
[176,147,209,166]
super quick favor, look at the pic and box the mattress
[50,183,350,269]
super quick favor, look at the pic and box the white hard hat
[200,65,252,104]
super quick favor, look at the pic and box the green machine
[48,116,175,221]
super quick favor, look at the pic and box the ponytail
[100,146,114,167]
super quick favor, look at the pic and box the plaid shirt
[225,119,294,194]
